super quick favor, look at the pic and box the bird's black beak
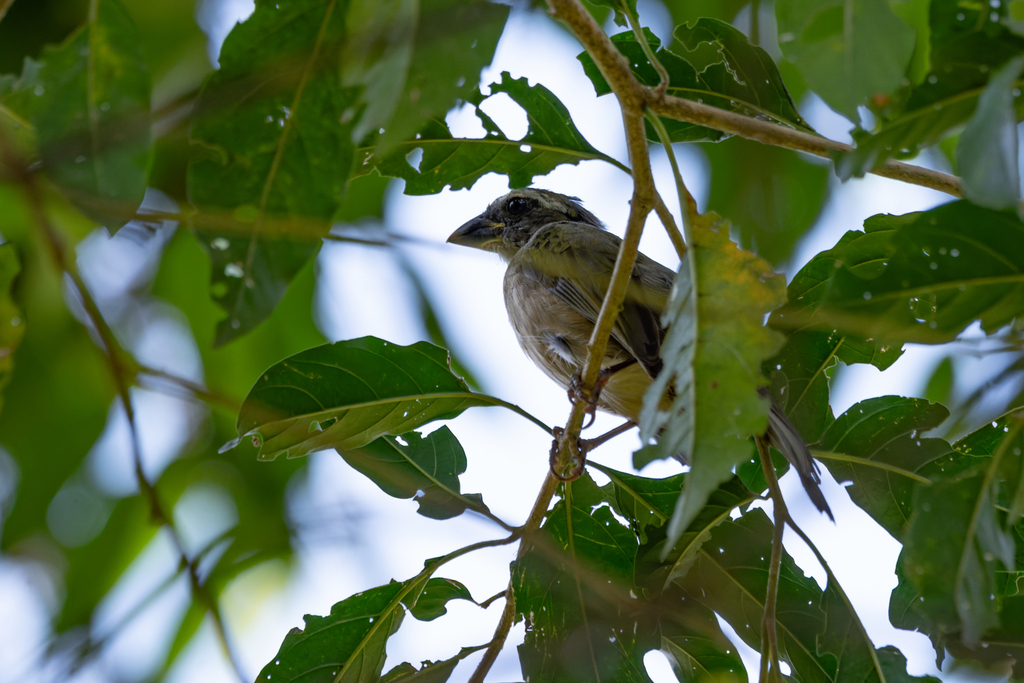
[447,215,504,250]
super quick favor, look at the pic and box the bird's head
[447,188,602,261]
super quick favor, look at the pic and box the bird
[447,187,833,520]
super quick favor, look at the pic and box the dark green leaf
[381,646,487,683]
[954,410,1024,527]
[903,453,1018,645]
[776,0,916,120]
[0,57,42,157]
[187,0,356,345]
[770,202,1024,344]
[658,596,747,683]
[578,26,808,143]
[232,337,492,461]
[956,55,1024,211]
[638,212,786,544]
[673,511,831,683]
[402,577,475,621]
[674,19,810,129]
[513,474,653,683]
[641,477,757,589]
[370,72,623,195]
[590,463,681,542]
[835,0,1024,178]
[818,396,954,539]
[343,0,508,153]
[257,580,406,682]
[0,244,24,415]
[819,579,941,683]
[31,0,151,231]
[340,427,488,520]
[701,137,830,266]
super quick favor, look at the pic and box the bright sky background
[0,1,1015,682]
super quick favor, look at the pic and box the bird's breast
[502,266,651,420]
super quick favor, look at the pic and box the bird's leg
[568,358,638,429]
[579,420,636,451]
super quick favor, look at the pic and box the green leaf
[658,593,748,683]
[902,413,1024,646]
[819,579,941,683]
[701,137,830,267]
[835,0,1024,178]
[187,0,357,345]
[902,474,1014,645]
[590,463,680,542]
[956,55,1024,211]
[776,0,916,120]
[818,396,954,539]
[587,0,638,27]
[343,0,508,152]
[643,477,758,589]
[231,337,492,461]
[257,580,407,682]
[954,410,1024,528]
[381,646,487,683]
[30,0,151,231]
[771,202,1024,344]
[0,244,24,415]
[673,19,810,129]
[673,511,831,683]
[638,211,787,544]
[512,474,654,683]
[578,26,808,143]
[370,72,623,194]
[402,576,475,621]
[339,427,489,520]
[0,57,43,157]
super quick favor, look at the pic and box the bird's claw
[568,369,616,430]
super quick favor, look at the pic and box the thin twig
[468,472,560,683]
[757,437,785,683]
[5,134,249,682]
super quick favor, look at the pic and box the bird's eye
[507,196,530,216]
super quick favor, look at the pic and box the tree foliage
[1,0,1023,681]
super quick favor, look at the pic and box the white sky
[0,1,1016,683]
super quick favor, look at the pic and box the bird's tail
[759,388,834,521]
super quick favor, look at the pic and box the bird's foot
[568,361,634,429]
[549,427,586,481]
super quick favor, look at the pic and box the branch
[549,0,966,200]
[757,437,785,683]
[468,472,560,683]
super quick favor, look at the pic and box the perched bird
[447,188,832,519]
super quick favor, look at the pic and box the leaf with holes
[230,337,492,461]
[369,72,623,194]
[579,26,808,142]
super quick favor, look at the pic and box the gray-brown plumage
[448,188,832,519]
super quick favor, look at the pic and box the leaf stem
[757,437,785,683]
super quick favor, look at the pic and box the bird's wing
[517,222,674,378]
